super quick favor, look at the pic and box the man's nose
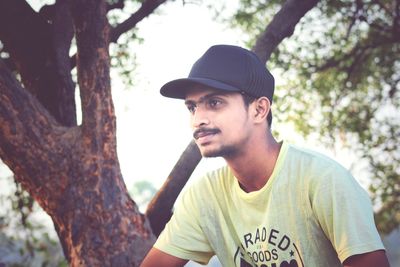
[191,108,210,128]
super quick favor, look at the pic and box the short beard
[200,144,239,158]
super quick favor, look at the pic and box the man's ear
[252,97,271,123]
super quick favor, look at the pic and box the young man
[141,45,389,266]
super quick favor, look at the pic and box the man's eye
[208,99,222,108]
[186,105,196,113]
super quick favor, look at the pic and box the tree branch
[394,0,400,36]
[70,0,115,144]
[145,140,201,236]
[370,0,393,15]
[70,0,167,72]
[0,0,52,94]
[388,77,399,98]
[110,0,168,43]
[252,0,320,62]
[107,0,124,11]
[315,38,397,72]
[52,0,77,126]
[345,0,364,40]
[0,60,71,212]
[0,56,16,72]
[0,0,77,126]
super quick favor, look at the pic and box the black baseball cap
[160,45,275,102]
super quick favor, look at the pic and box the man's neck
[225,137,282,193]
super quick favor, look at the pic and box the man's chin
[201,151,222,158]
[199,146,236,158]
[198,146,222,158]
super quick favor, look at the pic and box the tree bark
[0,0,157,265]
[0,0,76,126]
[0,58,155,265]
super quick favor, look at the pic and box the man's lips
[193,128,220,140]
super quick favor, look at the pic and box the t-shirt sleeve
[310,166,385,263]
[154,183,214,264]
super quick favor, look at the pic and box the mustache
[193,128,220,139]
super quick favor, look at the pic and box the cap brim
[160,77,241,99]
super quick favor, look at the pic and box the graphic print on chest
[233,227,304,267]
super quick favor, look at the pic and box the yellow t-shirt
[155,142,385,266]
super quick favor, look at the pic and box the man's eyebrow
[184,92,229,105]
[184,99,196,106]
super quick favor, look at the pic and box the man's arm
[140,247,189,267]
[343,250,390,267]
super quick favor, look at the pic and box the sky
[113,0,244,191]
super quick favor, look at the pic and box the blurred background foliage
[0,175,66,266]
[230,0,399,235]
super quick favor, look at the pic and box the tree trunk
[0,0,156,265]
[0,0,77,126]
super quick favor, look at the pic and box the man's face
[184,86,253,158]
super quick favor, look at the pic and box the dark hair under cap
[160,44,275,103]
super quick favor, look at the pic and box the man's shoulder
[197,165,232,189]
[205,165,231,179]
[183,165,232,197]
[287,143,347,171]
[282,143,355,188]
